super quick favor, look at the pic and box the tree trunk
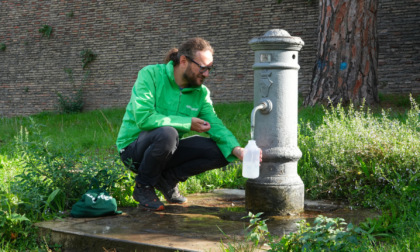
[304,0,379,107]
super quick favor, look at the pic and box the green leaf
[10,213,30,223]
[46,189,61,206]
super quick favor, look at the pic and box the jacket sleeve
[199,88,241,162]
[130,67,192,132]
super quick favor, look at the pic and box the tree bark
[304,0,379,106]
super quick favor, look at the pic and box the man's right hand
[191,117,211,133]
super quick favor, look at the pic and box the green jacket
[116,61,240,162]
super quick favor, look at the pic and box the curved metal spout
[250,99,272,140]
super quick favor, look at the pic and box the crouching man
[116,38,245,211]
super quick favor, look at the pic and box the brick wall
[377,0,420,94]
[0,0,419,117]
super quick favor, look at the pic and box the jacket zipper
[176,90,182,114]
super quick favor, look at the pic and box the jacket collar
[166,61,177,87]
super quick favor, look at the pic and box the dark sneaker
[133,183,164,211]
[155,177,187,204]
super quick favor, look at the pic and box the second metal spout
[250,98,272,140]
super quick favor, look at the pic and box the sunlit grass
[1,108,124,157]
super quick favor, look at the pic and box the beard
[183,64,205,88]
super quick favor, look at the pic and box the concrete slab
[36,189,378,252]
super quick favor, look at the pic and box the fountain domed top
[249,29,304,51]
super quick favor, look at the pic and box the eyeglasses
[185,55,215,74]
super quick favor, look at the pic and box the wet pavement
[36,189,378,252]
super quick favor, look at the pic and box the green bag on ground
[70,189,122,218]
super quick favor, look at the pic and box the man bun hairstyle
[164,37,214,65]
[164,48,179,64]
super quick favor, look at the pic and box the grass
[0,93,419,251]
[0,109,122,156]
[0,103,254,157]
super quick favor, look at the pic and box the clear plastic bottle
[242,140,260,179]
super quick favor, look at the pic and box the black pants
[120,126,229,186]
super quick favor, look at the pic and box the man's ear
[179,55,188,66]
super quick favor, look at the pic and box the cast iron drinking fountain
[244,29,305,215]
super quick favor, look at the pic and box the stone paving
[36,189,378,252]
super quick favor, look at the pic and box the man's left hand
[232,146,263,162]
[232,146,244,161]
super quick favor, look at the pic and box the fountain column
[245,29,305,215]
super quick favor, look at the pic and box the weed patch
[300,96,420,208]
